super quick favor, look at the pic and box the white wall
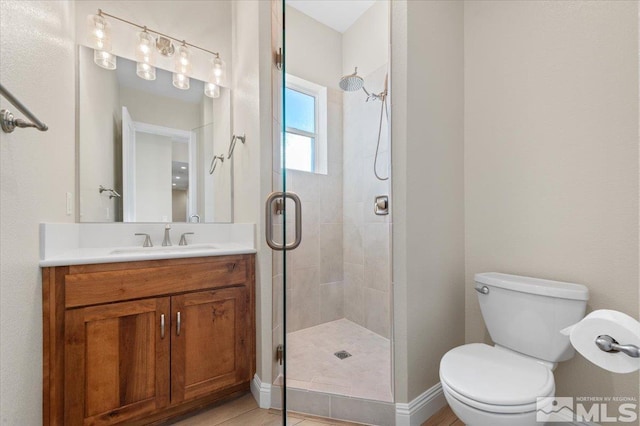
[0,1,76,424]
[135,132,173,222]
[391,0,465,403]
[464,0,639,403]
[78,48,120,222]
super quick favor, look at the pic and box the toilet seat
[441,378,555,414]
[439,343,555,414]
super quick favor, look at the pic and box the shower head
[339,67,364,92]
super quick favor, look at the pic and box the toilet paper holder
[595,335,640,358]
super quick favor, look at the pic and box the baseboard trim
[250,374,272,409]
[395,382,447,426]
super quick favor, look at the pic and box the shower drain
[334,350,352,360]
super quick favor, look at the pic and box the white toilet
[439,273,589,426]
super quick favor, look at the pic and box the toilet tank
[475,273,589,363]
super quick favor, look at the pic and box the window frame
[284,74,328,174]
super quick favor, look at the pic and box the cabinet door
[65,297,170,426]
[171,287,250,403]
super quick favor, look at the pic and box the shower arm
[362,86,387,103]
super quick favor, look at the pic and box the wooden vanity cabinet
[171,286,251,405]
[42,254,255,426]
[64,297,171,425]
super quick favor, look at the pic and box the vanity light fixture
[173,73,189,90]
[204,54,223,98]
[88,9,226,90]
[89,14,116,70]
[135,28,156,80]
[94,50,117,70]
[173,43,191,90]
[204,82,220,98]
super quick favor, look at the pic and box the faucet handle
[179,232,194,246]
[134,233,153,247]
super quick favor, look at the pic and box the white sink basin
[39,223,257,267]
[110,244,220,256]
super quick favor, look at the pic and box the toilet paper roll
[561,309,640,374]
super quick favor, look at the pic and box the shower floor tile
[286,319,393,402]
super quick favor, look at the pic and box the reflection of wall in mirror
[135,132,173,222]
[79,49,121,222]
[210,85,232,222]
[120,87,200,131]
[172,190,188,222]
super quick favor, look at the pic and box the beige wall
[342,0,389,78]
[464,0,639,401]
[392,0,466,403]
[285,5,342,91]
[0,1,77,424]
[232,0,274,385]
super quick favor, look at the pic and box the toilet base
[444,389,548,426]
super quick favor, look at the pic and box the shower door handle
[265,191,302,251]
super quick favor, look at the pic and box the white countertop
[40,223,256,267]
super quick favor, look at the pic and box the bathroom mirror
[78,46,232,223]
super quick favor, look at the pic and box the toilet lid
[440,344,555,407]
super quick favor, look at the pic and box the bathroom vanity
[40,224,256,425]
[42,254,255,426]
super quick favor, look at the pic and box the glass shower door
[269,1,393,424]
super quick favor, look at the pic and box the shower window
[284,74,327,174]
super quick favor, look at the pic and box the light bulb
[88,14,112,52]
[212,55,225,83]
[136,62,156,80]
[94,49,116,70]
[136,30,155,65]
[172,72,190,90]
[175,44,192,75]
[204,82,220,98]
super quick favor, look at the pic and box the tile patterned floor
[286,319,393,402]
[169,393,362,426]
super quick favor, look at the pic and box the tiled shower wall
[285,89,345,332]
[343,65,391,338]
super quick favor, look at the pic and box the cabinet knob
[227,263,236,272]
[176,311,181,336]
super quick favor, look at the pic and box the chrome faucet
[190,214,201,223]
[162,224,172,246]
[179,232,194,246]
[134,233,153,247]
